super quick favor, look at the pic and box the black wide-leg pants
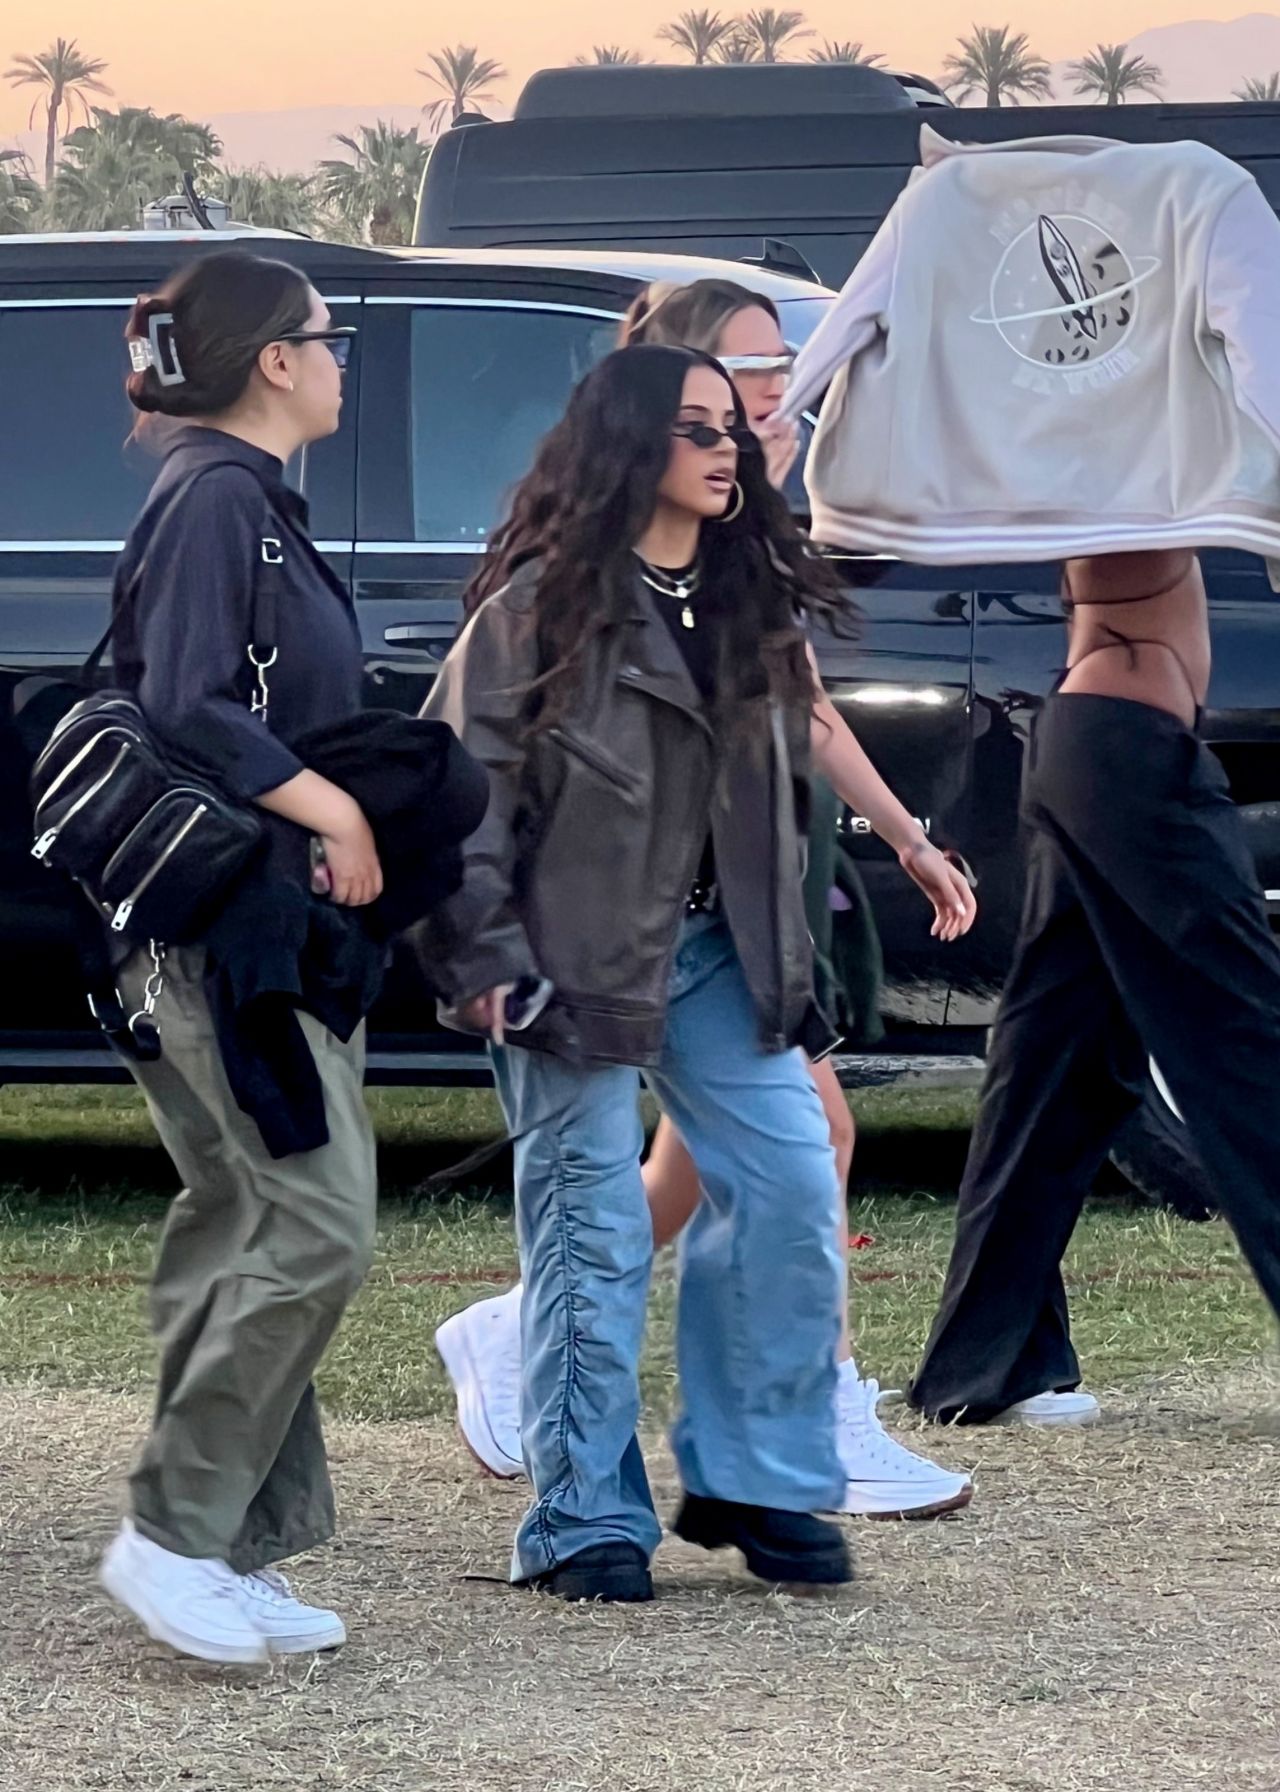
[911,694,1280,1424]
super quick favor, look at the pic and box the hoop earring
[718,482,744,524]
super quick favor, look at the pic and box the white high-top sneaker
[237,1569,346,1654]
[435,1283,525,1478]
[100,1520,267,1665]
[837,1365,974,1519]
[992,1390,1101,1427]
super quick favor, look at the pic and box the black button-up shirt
[112,425,362,800]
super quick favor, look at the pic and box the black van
[415,66,1280,287]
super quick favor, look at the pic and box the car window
[0,302,354,544]
[358,303,619,545]
[775,294,834,349]
[0,306,154,540]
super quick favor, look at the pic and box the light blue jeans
[491,914,845,1581]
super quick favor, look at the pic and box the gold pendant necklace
[635,556,702,629]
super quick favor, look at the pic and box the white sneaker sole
[260,1619,347,1655]
[434,1311,524,1480]
[842,1479,974,1521]
[990,1404,1101,1429]
[100,1556,268,1666]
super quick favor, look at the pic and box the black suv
[3,227,1278,1212]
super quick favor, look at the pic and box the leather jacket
[418,563,820,1065]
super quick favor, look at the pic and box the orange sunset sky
[0,0,1263,135]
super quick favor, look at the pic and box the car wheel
[1107,1064,1217,1223]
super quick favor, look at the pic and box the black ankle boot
[527,1543,654,1603]
[673,1494,853,1586]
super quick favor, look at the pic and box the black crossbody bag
[29,472,285,954]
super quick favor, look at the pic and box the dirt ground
[2,1366,1279,1792]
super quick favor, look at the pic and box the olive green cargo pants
[117,947,377,1574]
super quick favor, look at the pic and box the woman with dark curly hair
[436,277,976,1524]
[418,345,971,1602]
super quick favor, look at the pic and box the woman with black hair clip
[436,278,976,1523]
[420,345,972,1602]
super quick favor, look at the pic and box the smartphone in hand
[309,836,333,897]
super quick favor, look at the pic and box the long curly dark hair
[465,344,848,735]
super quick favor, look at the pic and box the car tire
[1107,1069,1217,1223]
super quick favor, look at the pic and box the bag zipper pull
[110,803,208,933]
[32,828,59,861]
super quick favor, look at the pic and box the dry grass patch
[3,1368,1280,1792]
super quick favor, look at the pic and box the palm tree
[714,27,760,62]
[5,37,112,185]
[418,46,507,132]
[658,10,732,63]
[809,41,884,65]
[46,110,164,230]
[1235,72,1280,100]
[45,106,223,230]
[1068,42,1164,105]
[319,121,430,245]
[573,46,647,65]
[739,8,812,62]
[149,112,222,176]
[0,148,40,232]
[215,167,320,234]
[942,25,1051,107]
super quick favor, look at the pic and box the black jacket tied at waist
[204,711,489,1159]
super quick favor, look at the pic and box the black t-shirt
[653,587,717,701]
[651,576,718,890]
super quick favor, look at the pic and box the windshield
[776,294,835,351]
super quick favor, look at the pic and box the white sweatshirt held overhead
[783,125,1280,565]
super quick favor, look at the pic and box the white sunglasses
[718,351,797,375]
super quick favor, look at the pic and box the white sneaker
[836,1366,974,1520]
[100,1520,267,1665]
[435,1283,525,1479]
[237,1568,346,1654]
[992,1390,1101,1427]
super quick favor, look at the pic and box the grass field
[2,1084,1279,1791]
[1,1084,1271,1419]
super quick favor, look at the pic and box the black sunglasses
[671,422,761,452]
[277,327,357,370]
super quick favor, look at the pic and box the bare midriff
[1058,551,1211,728]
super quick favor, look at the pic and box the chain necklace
[634,553,703,630]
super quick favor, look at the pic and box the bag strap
[87,463,286,692]
[247,532,285,721]
[70,888,162,1063]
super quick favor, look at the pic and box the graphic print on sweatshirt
[972,209,1161,397]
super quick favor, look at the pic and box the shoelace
[241,1568,296,1607]
[838,1378,936,1477]
[184,1558,257,1609]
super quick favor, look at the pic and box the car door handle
[383,622,454,644]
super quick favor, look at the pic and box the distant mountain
[206,103,428,171]
[1048,12,1280,102]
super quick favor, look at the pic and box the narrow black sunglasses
[277,327,357,370]
[671,421,761,452]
